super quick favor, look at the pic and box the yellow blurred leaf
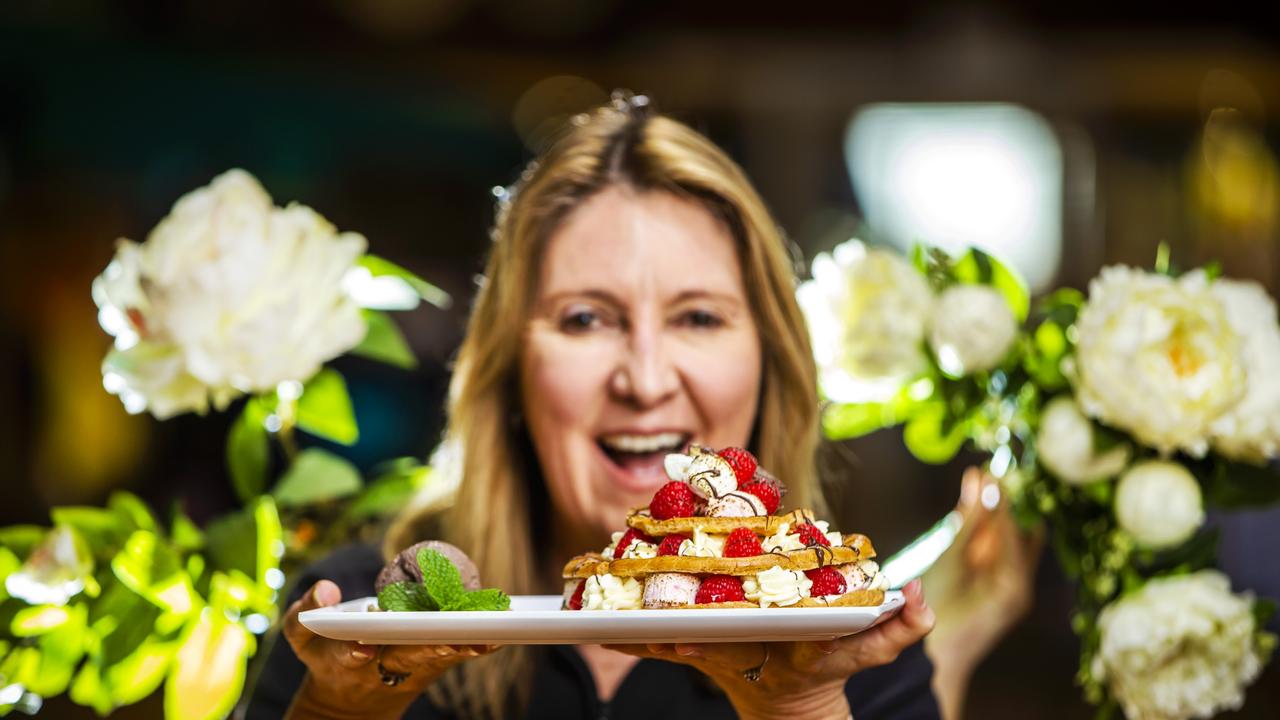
[10,605,71,636]
[164,611,251,720]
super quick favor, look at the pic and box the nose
[609,321,680,408]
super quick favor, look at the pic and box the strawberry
[657,534,689,556]
[695,575,746,604]
[568,580,586,610]
[718,447,758,486]
[649,481,696,520]
[738,481,780,515]
[612,528,655,559]
[722,527,764,558]
[793,522,830,547]
[805,567,847,598]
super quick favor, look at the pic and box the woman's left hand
[605,579,934,720]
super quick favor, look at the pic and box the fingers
[843,579,936,669]
[282,580,343,655]
[380,643,499,676]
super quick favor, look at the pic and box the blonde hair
[386,100,823,719]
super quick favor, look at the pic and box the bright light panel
[846,103,1063,291]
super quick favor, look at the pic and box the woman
[247,94,938,720]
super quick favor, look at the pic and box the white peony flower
[1072,266,1246,457]
[1093,571,1265,720]
[93,170,368,418]
[1207,279,1280,464]
[797,240,935,402]
[1037,396,1131,485]
[1114,461,1204,550]
[928,284,1018,375]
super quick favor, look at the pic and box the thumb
[283,580,343,654]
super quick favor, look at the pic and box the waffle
[562,533,875,579]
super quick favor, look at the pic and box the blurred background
[2,1,1278,717]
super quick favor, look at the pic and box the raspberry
[568,580,586,610]
[695,575,746,604]
[805,567,847,598]
[649,481,696,520]
[722,528,764,558]
[612,528,655,559]
[657,534,689,556]
[793,522,830,547]
[718,447,758,486]
[738,481,780,515]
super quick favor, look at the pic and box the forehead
[537,187,744,298]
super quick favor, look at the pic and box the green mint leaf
[417,548,464,610]
[447,589,511,612]
[377,581,435,612]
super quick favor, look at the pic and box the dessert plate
[300,592,904,645]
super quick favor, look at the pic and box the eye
[560,308,605,333]
[677,309,725,329]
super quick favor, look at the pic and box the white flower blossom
[93,169,368,418]
[928,284,1018,375]
[1114,461,1204,550]
[797,240,934,402]
[1037,397,1131,485]
[1093,571,1265,720]
[1207,279,1280,464]
[1072,267,1246,457]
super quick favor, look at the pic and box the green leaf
[50,506,128,550]
[417,548,464,610]
[822,402,900,439]
[204,497,282,596]
[272,449,363,508]
[344,464,428,522]
[165,612,252,720]
[11,605,71,636]
[227,398,270,503]
[955,248,1030,321]
[109,492,157,534]
[902,403,968,464]
[351,309,419,369]
[358,255,451,309]
[106,638,174,706]
[170,507,205,553]
[0,525,48,557]
[449,589,511,612]
[29,602,88,697]
[377,581,435,612]
[1202,460,1280,508]
[295,369,359,446]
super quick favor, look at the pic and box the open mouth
[597,432,691,482]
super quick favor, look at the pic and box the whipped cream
[762,523,806,553]
[622,541,658,560]
[742,566,812,608]
[582,574,644,610]
[677,527,727,558]
[642,572,701,608]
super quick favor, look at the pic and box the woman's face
[521,186,763,539]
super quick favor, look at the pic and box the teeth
[600,432,687,453]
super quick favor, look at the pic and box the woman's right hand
[281,580,498,720]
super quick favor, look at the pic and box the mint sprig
[377,548,511,612]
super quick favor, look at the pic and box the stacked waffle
[561,446,888,610]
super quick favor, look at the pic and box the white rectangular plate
[299,592,904,645]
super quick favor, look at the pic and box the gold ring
[741,643,770,683]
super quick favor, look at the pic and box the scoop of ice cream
[665,445,738,500]
[375,540,481,593]
[706,490,767,518]
[642,572,702,608]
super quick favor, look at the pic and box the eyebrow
[538,288,746,308]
